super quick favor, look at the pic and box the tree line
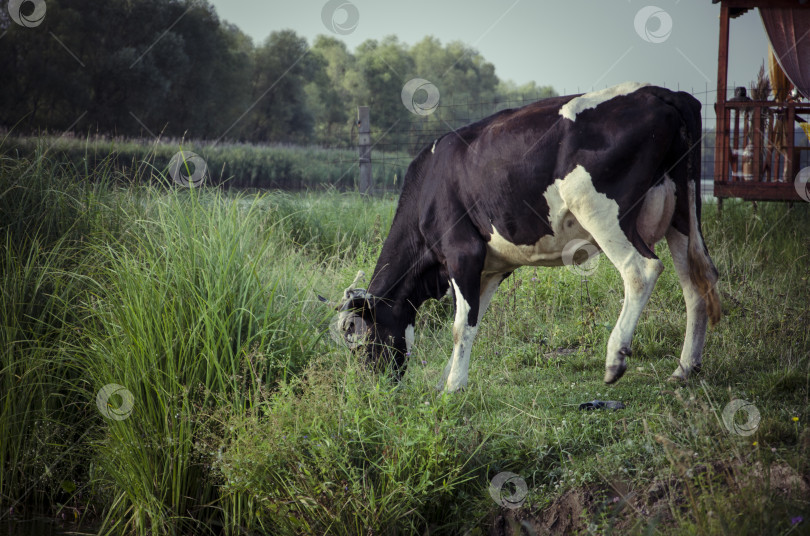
[0,0,557,148]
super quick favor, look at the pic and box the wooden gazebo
[713,0,810,201]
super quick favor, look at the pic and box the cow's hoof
[604,363,627,384]
[669,363,701,383]
[604,347,630,384]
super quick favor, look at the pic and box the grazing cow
[332,82,721,392]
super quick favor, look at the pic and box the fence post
[357,106,372,194]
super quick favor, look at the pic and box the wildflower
[421,360,427,365]
[792,416,799,422]
[752,441,758,446]
[791,516,803,526]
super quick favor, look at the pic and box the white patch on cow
[558,82,649,122]
[431,139,438,154]
[557,165,664,382]
[405,324,415,354]
[484,179,596,272]
[637,176,676,250]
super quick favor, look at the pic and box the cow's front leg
[439,278,480,391]
[437,272,508,392]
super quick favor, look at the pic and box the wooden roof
[712,0,810,19]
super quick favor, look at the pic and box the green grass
[0,144,808,535]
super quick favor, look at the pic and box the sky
[208,0,772,124]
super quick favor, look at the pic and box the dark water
[0,518,81,536]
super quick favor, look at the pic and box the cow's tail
[675,93,722,327]
[686,177,722,326]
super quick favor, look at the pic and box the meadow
[1,142,808,536]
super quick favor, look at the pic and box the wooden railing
[714,100,810,200]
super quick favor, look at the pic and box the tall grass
[0,146,390,533]
[79,189,332,534]
[0,150,109,514]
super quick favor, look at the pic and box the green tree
[249,30,319,143]
[410,36,499,109]
[0,2,560,148]
[496,79,558,109]
[355,36,414,142]
[310,36,362,146]
[0,0,256,140]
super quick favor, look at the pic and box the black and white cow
[333,82,721,392]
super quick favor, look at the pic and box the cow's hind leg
[560,165,664,384]
[665,228,709,380]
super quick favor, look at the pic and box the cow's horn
[343,270,366,300]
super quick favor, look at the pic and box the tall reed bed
[3,137,410,191]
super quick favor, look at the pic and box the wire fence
[339,85,809,198]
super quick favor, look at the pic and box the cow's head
[321,271,408,379]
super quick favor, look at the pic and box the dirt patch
[752,462,810,496]
[487,461,809,535]
[488,480,674,536]
[489,485,628,536]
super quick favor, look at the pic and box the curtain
[760,7,810,99]
[768,46,791,102]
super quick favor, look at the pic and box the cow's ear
[317,294,344,311]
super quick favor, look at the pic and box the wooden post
[752,103,761,182]
[714,1,730,188]
[786,103,796,183]
[357,106,372,195]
